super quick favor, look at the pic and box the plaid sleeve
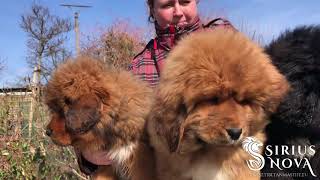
[129,48,161,87]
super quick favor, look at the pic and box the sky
[0,0,319,87]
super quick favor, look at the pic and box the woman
[129,0,234,87]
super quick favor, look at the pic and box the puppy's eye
[179,103,188,115]
[196,137,207,146]
[64,98,72,105]
[209,97,219,105]
[239,99,251,105]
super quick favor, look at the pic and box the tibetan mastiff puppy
[262,25,320,180]
[147,29,289,180]
[45,57,156,180]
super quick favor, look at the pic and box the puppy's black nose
[226,128,242,140]
[46,128,53,137]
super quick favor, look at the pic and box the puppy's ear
[157,102,205,153]
[168,103,188,152]
[65,95,101,135]
[175,117,205,154]
[152,85,194,152]
[93,87,110,105]
[154,102,188,153]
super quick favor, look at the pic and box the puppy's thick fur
[45,57,156,180]
[262,25,320,179]
[148,29,289,180]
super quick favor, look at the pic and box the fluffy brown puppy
[45,57,156,180]
[147,29,290,180]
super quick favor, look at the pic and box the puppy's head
[45,57,117,145]
[153,29,290,154]
[45,57,122,174]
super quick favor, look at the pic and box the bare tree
[20,3,72,82]
[20,3,72,139]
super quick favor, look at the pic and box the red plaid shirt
[129,18,234,87]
